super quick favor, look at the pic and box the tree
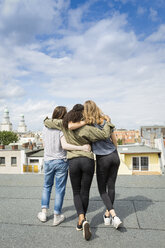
[117,138,123,145]
[0,131,18,145]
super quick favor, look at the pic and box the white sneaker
[53,214,65,226]
[111,216,122,229]
[103,215,111,225]
[82,220,92,241]
[37,212,47,222]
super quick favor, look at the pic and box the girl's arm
[60,136,91,152]
[68,116,111,130]
[77,122,115,142]
[44,118,62,130]
[68,121,86,130]
[110,132,117,148]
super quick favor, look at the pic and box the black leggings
[96,150,120,211]
[69,157,95,216]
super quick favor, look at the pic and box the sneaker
[76,217,87,231]
[37,212,47,222]
[82,220,92,241]
[76,222,83,231]
[53,214,65,226]
[103,215,111,225]
[111,216,122,229]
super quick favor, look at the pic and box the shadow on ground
[47,193,153,241]
[89,195,153,239]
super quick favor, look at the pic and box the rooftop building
[114,129,141,145]
[0,143,43,174]
[140,125,165,139]
[118,144,162,175]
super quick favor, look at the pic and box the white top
[42,126,67,161]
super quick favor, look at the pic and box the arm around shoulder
[44,118,62,130]
[78,122,115,142]
[68,121,86,130]
[60,136,91,152]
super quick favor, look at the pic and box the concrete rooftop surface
[0,174,165,248]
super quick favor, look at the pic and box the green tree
[117,138,123,145]
[0,131,18,145]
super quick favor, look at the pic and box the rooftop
[118,144,161,154]
[0,145,43,154]
[29,149,44,157]
[0,174,164,248]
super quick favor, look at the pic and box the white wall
[154,137,165,174]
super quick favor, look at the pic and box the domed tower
[17,114,27,133]
[0,107,12,131]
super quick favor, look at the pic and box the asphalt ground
[0,174,165,248]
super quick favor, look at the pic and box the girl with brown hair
[38,106,91,226]
[69,100,122,229]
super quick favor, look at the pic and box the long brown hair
[52,106,67,119]
[83,100,105,125]
[63,104,84,129]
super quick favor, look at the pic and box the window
[30,159,39,163]
[11,157,17,166]
[133,157,139,170]
[132,156,149,171]
[0,157,5,166]
[141,157,148,171]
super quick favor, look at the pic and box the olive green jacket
[44,118,115,160]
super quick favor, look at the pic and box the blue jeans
[41,159,68,214]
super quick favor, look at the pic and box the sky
[0,0,165,131]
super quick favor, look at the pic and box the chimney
[150,133,155,148]
[0,144,5,149]
[29,142,33,150]
[12,145,18,150]
[22,142,29,148]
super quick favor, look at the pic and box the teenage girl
[38,106,91,226]
[69,100,122,228]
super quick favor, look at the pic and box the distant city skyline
[0,0,165,130]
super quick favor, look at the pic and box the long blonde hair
[83,100,105,125]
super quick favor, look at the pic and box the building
[0,143,43,174]
[140,125,165,140]
[140,125,165,174]
[0,107,29,134]
[25,148,44,173]
[118,144,162,175]
[0,131,163,175]
[114,129,141,145]
[0,144,24,174]
[0,107,12,131]
[17,114,27,133]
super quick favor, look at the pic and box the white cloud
[149,7,158,22]
[0,83,25,99]
[7,99,58,131]
[0,2,165,130]
[146,24,165,42]
[40,15,165,129]
[0,0,69,44]
[137,6,146,15]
